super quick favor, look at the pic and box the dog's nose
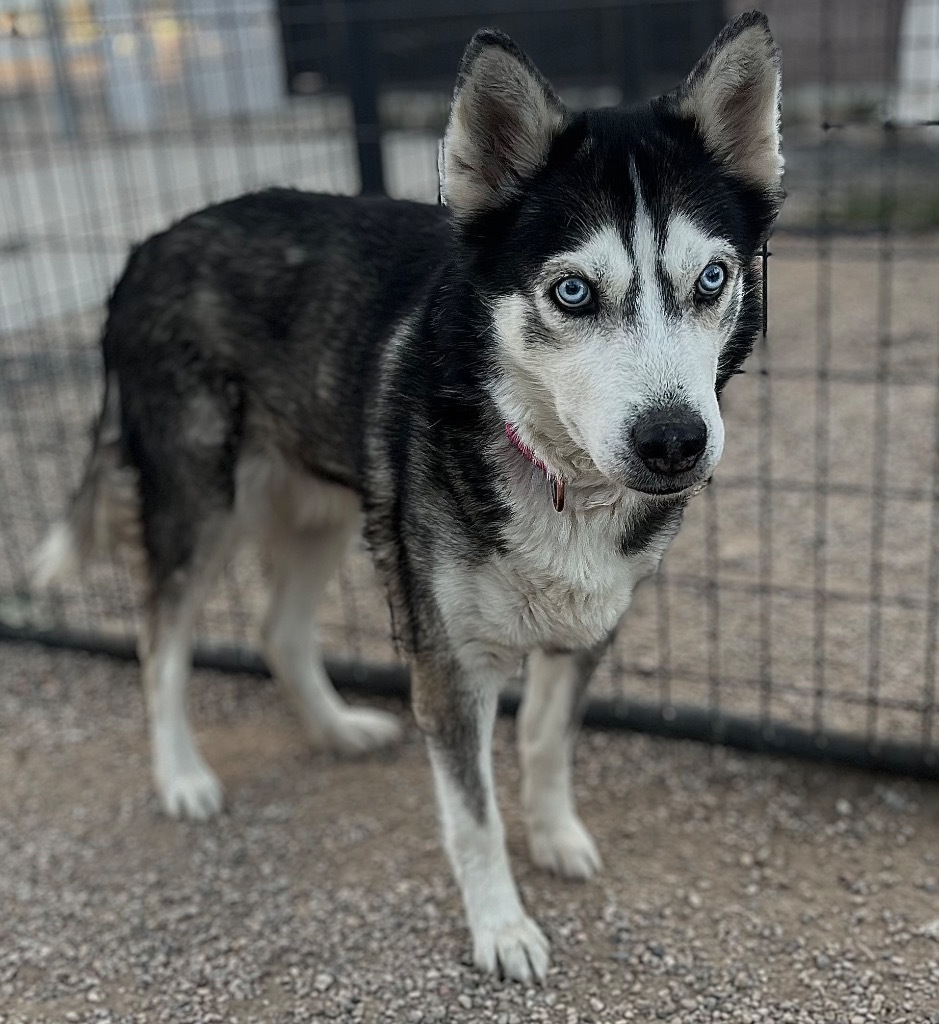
[632,408,708,476]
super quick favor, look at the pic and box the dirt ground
[2,643,938,1024]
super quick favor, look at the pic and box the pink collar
[504,422,566,512]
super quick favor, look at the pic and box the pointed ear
[440,30,568,221]
[675,11,783,193]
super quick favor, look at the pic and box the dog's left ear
[675,11,783,195]
[440,30,567,221]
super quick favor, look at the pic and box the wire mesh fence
[2,0,939,775]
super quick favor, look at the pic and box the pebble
[2,645,937,1023]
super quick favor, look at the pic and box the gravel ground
[2,643,939,1023]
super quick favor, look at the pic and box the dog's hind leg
[131,377,247,820]
[414,648,549,984]
[518,645,607,880]
[141,525,234,821]
[261,520,401,754]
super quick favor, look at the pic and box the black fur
[621,498,687,558]
[105,190,450,497]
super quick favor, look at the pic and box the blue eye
[554,276,592,309]
[696,263,726,297]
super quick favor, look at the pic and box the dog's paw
[527,815,602,880]
[473,913,550,984]
[156,761,224,821]
[319,706,402,756]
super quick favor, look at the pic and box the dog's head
[440,12,783,496]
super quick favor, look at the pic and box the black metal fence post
[344,0,385,194]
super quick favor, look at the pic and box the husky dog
[34,12,783,981]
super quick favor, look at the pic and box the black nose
[632,408,708,476]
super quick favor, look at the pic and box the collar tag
[550,476,566,513]
[505,423,566,514]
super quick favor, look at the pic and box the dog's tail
[31,373,141,588]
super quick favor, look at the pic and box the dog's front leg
[412,648,549,983]
[518,646,607,880]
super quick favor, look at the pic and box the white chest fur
[435,480,671,656]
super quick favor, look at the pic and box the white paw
[528,815,602,880]
[318,706,402,756]
[156,760,224,821]
[473,913,550,984]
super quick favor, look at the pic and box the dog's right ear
[440,30,567,221]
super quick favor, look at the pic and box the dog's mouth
[615,447,716,500]
[625,476,712,500]
[572,473,710,510]
[569,453,714,504]
[633,485,688,497]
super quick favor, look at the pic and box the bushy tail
[31,374,140,587]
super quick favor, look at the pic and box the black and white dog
[35,12,783,981]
